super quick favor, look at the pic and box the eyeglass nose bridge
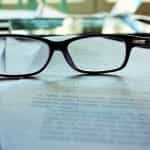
[48,40,78,71]
[49,41,67,52]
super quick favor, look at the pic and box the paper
[0,39,150,150]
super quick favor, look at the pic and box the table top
[0,36,150,150]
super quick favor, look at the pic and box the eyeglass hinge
[132,39,146,45]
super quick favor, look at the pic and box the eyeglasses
[0,34,149,77]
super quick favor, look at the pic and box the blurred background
[0,0,150,34]
[0,0,150,15]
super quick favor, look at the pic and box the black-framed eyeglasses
[0,34,149,77]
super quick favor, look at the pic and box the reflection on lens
[0,36,49,75]
[68,37,126,72]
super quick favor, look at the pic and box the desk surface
[0,37,150,150]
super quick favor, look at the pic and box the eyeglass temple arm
[131,39,150,49]
[105,35,150,49]
[128,34,150,49]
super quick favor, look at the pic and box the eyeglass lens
[0,36,49,75]
[68,37,126,72]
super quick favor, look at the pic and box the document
[0,46,150,150]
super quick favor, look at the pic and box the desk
[0,36,150,150]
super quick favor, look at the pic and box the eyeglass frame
[0,33,150,78]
